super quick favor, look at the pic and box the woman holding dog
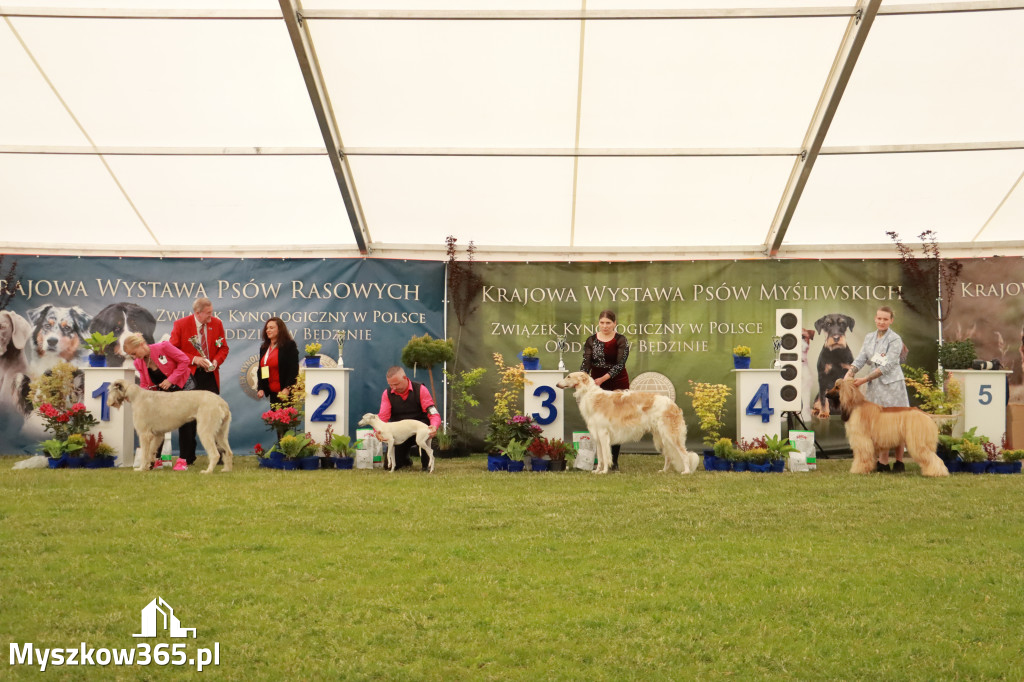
[845,305,909,473]
[256,317,299,403]
[123,333,192,392]
[581,309,631,470]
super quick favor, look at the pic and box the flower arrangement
[262,406,301,441]
[277,432,318,460]
[321,423,361,457]
[527,436,572,461]
[521,346,538,359]
[686,381,732,446]
[83,331,117,355]
[732,345,751,358]
[485,413,542,454]
[37,402,99,441]
[304,342,321,358]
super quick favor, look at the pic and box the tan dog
[107,380,233,473]
[556,371,693,474]
[357,413,434,473]
[827,378,947,477]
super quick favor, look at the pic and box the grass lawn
[2,453,1023,681]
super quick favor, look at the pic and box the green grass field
[2,454,1023,681]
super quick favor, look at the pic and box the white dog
[107,380,233,474]
[0,310,32,405]
[556,371,694,475]
[357,413,434,473]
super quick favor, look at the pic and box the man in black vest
[376,366,441,470]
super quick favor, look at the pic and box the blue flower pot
[966,461,990,474]
[334,456,354,470]
[299,456,321,470]
[257,458,275,469]
[942,456,963,473]
[269,451,285,463]
[732,461,748,472]
[88,353,106,367]
[65,456,84,469]
[531,458,550,471]
[703,453,718,471]
[991,461,1021,474]
[522,357,541,371]
[770,459,785,473]
[281,459,298,470]
[748,461,772,473]
[715,458,732,472]
[507,460,526,472]
[304,356,320,368]
[487,454,510,471]
[733,355,751,369]
[47,455,67,469]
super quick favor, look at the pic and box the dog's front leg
[385,437,396,471]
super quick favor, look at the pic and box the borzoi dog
[827,378,947,477]
[107,380,233,474]
[556,372,693,474]
[357,413,434,473]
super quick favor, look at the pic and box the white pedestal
[523,370,566,441]
[734,369,783,444]
[81,367,136,467]
[946,370,1011,444]
[303,367,352,445]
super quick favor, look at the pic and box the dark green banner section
[450,259,939,444]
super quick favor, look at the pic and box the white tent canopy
[2,0,1023,260]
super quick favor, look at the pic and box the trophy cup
[336,333,345,368]
[771,335,782,369]
[556,334,569,372]
[189,334,210,370]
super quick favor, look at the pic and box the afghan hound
[828,378,947,477]
[107,380,233,473]
[556,371,694,474]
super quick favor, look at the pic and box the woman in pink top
[123,333,192,391]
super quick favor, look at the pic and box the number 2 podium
[303,367,353,445]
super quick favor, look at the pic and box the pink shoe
[173,458,188,471]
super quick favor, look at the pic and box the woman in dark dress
[580,309,630,470]
[256,317,299,404]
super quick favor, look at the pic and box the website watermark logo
[9,597,220,672]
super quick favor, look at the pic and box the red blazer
[169,314,230,390]
[134,341,191,390]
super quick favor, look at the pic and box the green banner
[450,259,938,446]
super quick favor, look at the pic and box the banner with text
[0,256,444,454]
[451,259,940,445]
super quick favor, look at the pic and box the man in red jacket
[170,297,229,465]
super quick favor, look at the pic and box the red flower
[254,443,265,455]
[56,414,69,423]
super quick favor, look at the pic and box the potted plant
[745,448,771,472]
[401,333,454,405]
[993,449,1024,474]
[277,432,316,470]
[321,424,360,469]
[546,438,572,472]
[63,433,87,468]
[83,331,117,367]
[686,381,732,452]
[503,439,529,472]
[435,428,455,456]
[710,437,735,471]
[764,434,798,472]
[520,346,540,371]
[262,405,301,443]
[937,339,977,371]
[732,345,751,369]
[956,439,988,474]
[82,432,116,468]
[443,366,486,455]
[38,438,68,468]
[903,366,963,431]
[304,342,322,368]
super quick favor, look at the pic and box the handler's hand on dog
[159,379,172,390]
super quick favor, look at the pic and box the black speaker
[775,309,802,412]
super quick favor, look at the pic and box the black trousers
[392,437,430,470]
[179,370,219,464]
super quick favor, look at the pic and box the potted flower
[732,345,751,369]
[276,432,316,470]
[709,437,735,471]
[38,438,68,468]
[546,438,572,472]
[745,448,771,472]
[993,449,1024,474]
[82,432,116,468]
[262,406,301,442]
[686,381,731,451]
[83,331,117,367]
[304,342,322,368]
[955,439,988,474]
[937,339,977,371]
[63,433,87,468]
[520,346,540,371]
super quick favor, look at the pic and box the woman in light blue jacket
[845,306,910,472]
